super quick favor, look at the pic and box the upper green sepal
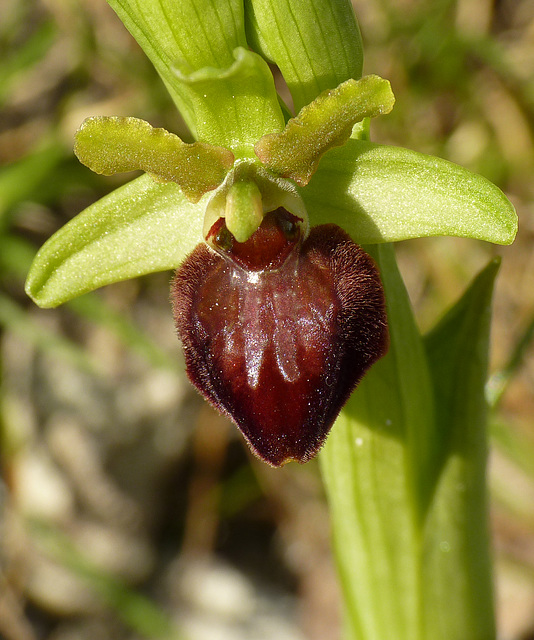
[173,47,286,154]
[74,116,235,202]
[104,0,248,137]
[254,75,394,185]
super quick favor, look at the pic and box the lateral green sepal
[302,139,518,245]
[74,116,234,202]
[25,174,205,308]
[254,75,394,185]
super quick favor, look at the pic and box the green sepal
[303,139,517,245]
[105,2,284,150]
[254,76,394,185]
[25,174,204,308]
[245,0,364,112]
[105,0,247,137]
[174,47,285,154]
[421,259,499,640]
[74,116,235,202]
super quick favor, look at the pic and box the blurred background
[0,0,533,638]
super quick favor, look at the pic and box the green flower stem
[320,245,497,640]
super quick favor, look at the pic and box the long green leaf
[302,140,517,245]
[245,0,363,111]
[422,259,499,640]
[25,174,204,308]
[321,253,500,640]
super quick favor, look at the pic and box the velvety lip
[172,210,389,466]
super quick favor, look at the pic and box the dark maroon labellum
[172,208,389,467]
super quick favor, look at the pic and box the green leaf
[302,140,517,245]
[255,76,394,185]
[320,243,436,640]
[74,117,234,202]
[25,174,204,308]
[320,251,499,640]
[106,0,284,150]
[245,0,363,112]
[421,259,499,640]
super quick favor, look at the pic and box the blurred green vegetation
[0,0,533,639]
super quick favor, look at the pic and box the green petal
[255,76,394,185]
[245,0,363,112]
[25,174,204,308]
[74,116,234,202]
[302,140,517,245]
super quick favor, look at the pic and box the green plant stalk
[320,245,497,640]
